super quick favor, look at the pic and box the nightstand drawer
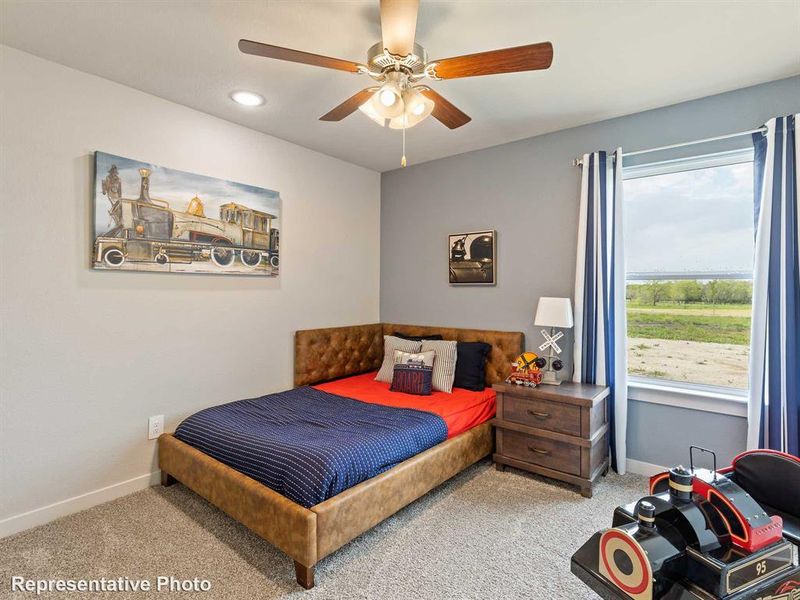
[500,430,581,476]
[503,394,581,436]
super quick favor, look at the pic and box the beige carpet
[1,460,645,599]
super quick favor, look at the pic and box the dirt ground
[627,337,749,389]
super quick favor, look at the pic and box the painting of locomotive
[92,151,280,276]
[571,446,800,600]
[449,230,496,285]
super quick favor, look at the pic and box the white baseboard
[0,471,161,539]
[625,458,667,477]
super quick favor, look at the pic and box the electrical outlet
[148,415,164,440]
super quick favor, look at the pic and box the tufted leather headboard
[294,323,523,388]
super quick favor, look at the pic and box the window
[623,149,754,391]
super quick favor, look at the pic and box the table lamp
[534,297,574,385]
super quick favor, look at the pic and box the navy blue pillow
[453,341,492,391]
[392,332,444,342]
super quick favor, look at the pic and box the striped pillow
[390,350,435,395]
[421,340,458,393]
[375,335,423,383]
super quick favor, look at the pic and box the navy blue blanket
[174,387,448,508]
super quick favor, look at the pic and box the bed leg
[294,561,315,589]
[160,471,177,487]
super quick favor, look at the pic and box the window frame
[622,148,754,416]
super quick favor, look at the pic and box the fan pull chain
[401,117,407,168]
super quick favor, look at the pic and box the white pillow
[421,340,458,393]
[375,336,423,383]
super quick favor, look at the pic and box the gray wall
[0,46,380,530]
[627,401,748,468]
[380,76,800,468]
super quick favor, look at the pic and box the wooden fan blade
[380,0,419,56]
[319,88,377,121]
[430,42,553,79]
[238,39,362,73]
[419,88,471,129]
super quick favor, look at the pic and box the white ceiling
[2,1,798,172]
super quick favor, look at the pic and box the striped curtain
[748,115,799,455]
[573,149,628,473]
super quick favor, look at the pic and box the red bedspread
[314,371,496,439]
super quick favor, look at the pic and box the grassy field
[626,302,751,346]
[628,302,749,312]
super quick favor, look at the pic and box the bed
[158,323,523,588]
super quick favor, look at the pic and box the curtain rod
[571,126,767,167]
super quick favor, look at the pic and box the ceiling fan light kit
[388,88,434,129]
[238,0,553,166]
[356,71,435,130]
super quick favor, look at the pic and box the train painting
[92,151,280,276]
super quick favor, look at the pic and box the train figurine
[571,447,800,599]
[505,352,544,387]
[93,165,279,274]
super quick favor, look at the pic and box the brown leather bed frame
[158,323,523,589]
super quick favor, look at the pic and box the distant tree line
[627,280,753,305]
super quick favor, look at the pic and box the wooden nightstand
[491,381,610,498]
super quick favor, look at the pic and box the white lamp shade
[534,297,574,328]
[358,98,388,127]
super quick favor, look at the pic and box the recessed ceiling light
[230,91,265,107]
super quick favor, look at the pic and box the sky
[93,152,280,237]
[624,161,754,274]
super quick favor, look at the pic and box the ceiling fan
[239,0,552,166]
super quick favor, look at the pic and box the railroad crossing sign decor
[538,329,564,354]
[533,297,573,385]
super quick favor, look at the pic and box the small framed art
[448,230,496,285]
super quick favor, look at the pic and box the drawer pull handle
[527,410,551,419]
[528,446,550,456]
